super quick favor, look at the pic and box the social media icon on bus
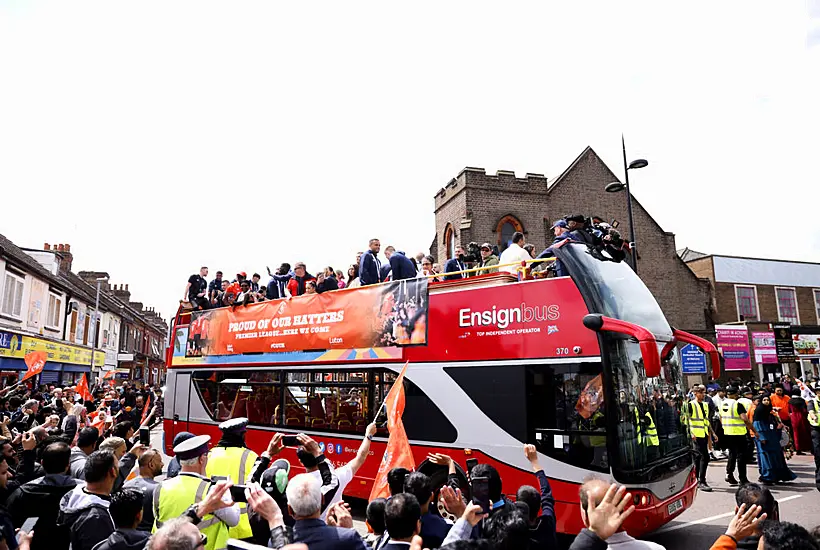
[335,444,343,454]
[319,442,326,453]
[327,442,334,454]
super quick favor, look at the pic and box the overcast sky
[1,1,818,322]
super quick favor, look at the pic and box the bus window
[377,370,457,444]
[605,336,691,482]
[284,371,370,433]
[192,371,281,425]
[525,363,608,473]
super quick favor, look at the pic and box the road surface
[151,427,819,548]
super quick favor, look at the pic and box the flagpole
[372,361,408,423]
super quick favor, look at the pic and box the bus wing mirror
[583,314,661,378]
[672,328,720,379]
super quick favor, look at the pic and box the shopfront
[0,329,104,387]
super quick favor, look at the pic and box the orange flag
[141,394,152,425]
[369,362,415,501]
[103,370,116,380]
[575,374,604,420]
[76,374,93,402]
[22,351,48,382]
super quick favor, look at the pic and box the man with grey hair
[287,473,368,550]
[148,517,203,550]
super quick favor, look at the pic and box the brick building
[683,251,820,381]
[432,146,713,334]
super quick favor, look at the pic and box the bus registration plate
[667,498,684,516]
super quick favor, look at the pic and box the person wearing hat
[478,243,499,274]
[686,385,714,491]
[153,434,239,550]
[205,417,258,540]
[808,382,820,491]
[166,432,196,479]
[535,220,575,277]
[720,386,758,486]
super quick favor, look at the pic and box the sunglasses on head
[197,534,207,548]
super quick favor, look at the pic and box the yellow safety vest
[589,411,607,447]
[206,446,258,539]
[808,398,820,428]
[634,407,643,445]
[687,400,709,438]
[720,398,747,436]
[153,473,230,550]
[644,411,659,447]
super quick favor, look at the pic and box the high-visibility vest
[687,400,709,438]
[644,411,659,447]
[206,446,258,539]
[589,411,606,447]
[808,398,820,428]
[720,398,747,435]
[153,472,230,550]
[634,407,643,445]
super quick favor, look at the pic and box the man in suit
[443,245,466,280]
[386,247,417,281]
[287,473,368,550]
[383,493,422,550]
[359,239,383,286]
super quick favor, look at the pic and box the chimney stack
[57,243,74,276]
[111,283,131,303]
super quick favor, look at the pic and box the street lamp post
[605,135,648,274]
[89,276,108,381]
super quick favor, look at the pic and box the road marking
[654,495,802,534]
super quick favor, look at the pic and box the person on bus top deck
[205,418,259,540]
[536,219,575,276]
[443,245,467,280]
[360,239,384,286]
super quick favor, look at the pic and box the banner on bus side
[185,278,428,357]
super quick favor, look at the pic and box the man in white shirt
[499,231,531,274]
[299,422,378,519]
[579,479,666,549]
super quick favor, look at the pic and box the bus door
[171,372,192,439]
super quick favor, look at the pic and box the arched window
[495,215,524,252]
[443,224,456,259]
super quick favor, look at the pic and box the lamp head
[628,159,648,170]
[605,182,626,193]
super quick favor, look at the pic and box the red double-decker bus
[163,241,718,535]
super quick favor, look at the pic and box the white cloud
[0,1,817,321]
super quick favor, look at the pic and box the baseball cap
[551,220,568,230]
[238,271,247,278]
[480,243,492,250]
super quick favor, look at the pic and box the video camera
[462,242,483,264]
[567,215,629,263]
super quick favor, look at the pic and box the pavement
[151,427,819,549]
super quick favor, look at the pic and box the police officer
[206,417,258,540]
[153,435,240,550]
[720,386,758,486]
[687,385,714,491]
[807,382,820,492]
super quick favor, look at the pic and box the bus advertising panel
[186,278,428,357]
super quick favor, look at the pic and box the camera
[567,215,629,263]
[462,242,483,264]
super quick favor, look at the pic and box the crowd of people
[0,371,817,550]
[0,378,163,550]
[686,374,820,494]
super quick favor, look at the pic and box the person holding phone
[154,435,239,550]
[296,423,378,520]
[206,418,260,540]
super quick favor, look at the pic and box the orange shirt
[770,393,791,421]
